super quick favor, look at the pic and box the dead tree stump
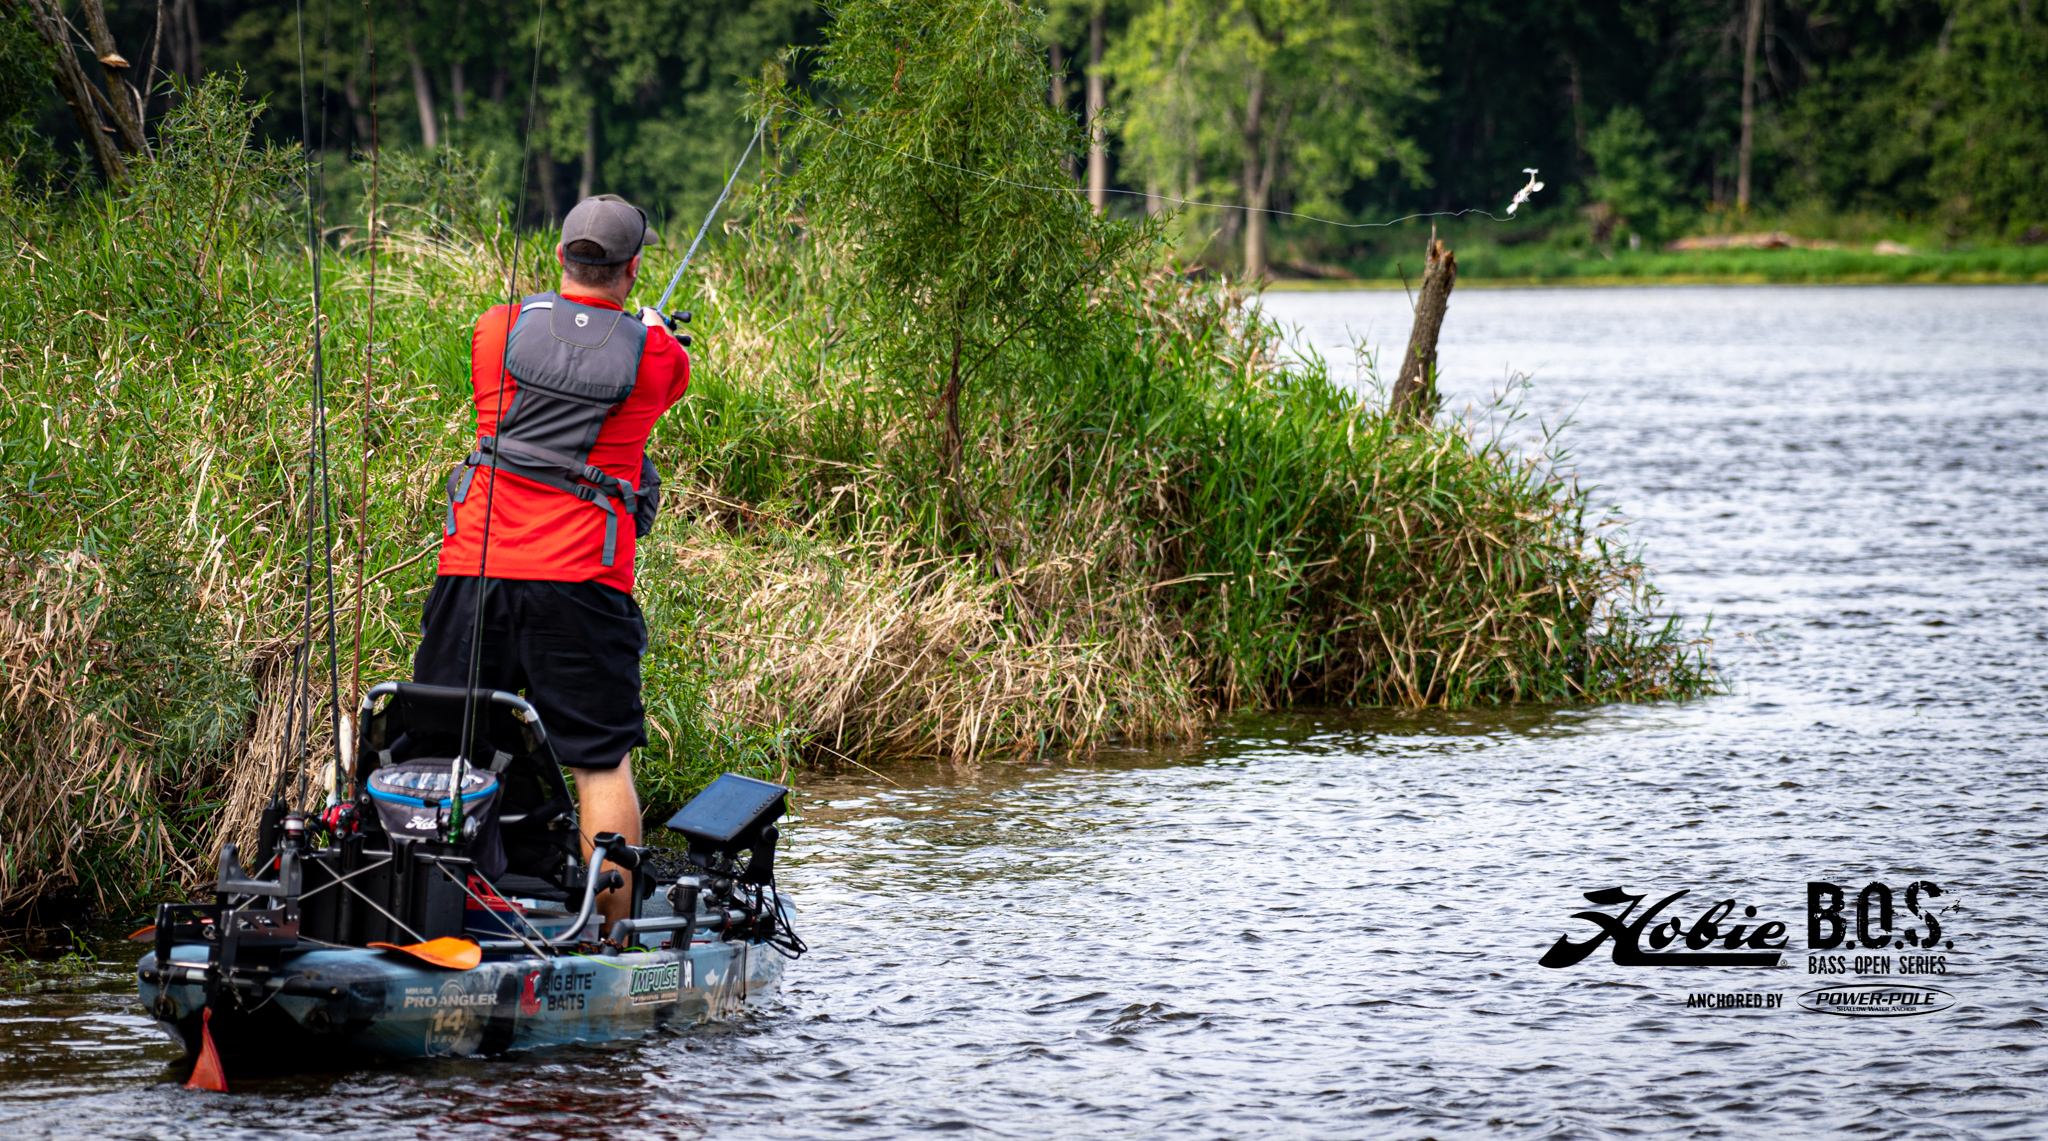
[1392,239,1456,423]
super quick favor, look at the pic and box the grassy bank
[1328,244,2048,285]
[1255,208,2048,286]
[0,75,1710,915]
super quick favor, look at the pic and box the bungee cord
[788,107,1535,229]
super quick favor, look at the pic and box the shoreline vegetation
[1256,220,2048,288]
[1,11,1712,918]
[1262,251,2048,288]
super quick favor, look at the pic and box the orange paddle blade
[128,925,156,942]
[366,937,481,970]
[184,1008,227,1092]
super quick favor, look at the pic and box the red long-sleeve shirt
[434,293,690,594]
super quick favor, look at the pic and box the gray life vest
[445,292,651,566]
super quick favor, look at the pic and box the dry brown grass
[0,555,186,906]
[208,652,335,866]
[668,535,1206,763]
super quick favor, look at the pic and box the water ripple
[2,286,2044,1138]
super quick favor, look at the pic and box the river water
[1,285,2043,1138]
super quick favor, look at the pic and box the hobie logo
[1539,877,1972,1017]
[1538,887,1789,968]
[1798,984,1955,1018]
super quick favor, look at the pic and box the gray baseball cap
[561,194,661,265]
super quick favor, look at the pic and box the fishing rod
[451,0,549,846]
[651,115,768,322]
[266,0,344,837]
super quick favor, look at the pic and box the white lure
[1507,168,1545,216]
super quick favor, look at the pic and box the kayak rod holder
[604,908,751,950]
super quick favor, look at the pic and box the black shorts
[413,576,647,770]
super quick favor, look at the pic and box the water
[3,285,2044,1139]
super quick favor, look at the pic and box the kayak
[135,681,801,1077]
[136,891,792,1065]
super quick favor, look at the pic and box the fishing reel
[316,801,361,840]
[639,307,692,345]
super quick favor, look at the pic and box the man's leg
[511,579,651,930]
[574,757,642,929]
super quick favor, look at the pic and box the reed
[0,81,1711,913]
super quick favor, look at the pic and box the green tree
[200,0,820,226]
[0,0,49,166]
[1587,104,1682,242]
[765,0,1148,490]
[1768,0,2045,234]
[537,0,818,217]
[1106,0,1423,277]
[1916,0,2048,232]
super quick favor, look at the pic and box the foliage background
[2,0,2042,259]
[1,29,1710,912]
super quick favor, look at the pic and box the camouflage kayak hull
[137,935,784,1065]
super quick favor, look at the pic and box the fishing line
[454,0,550,839]
[788,107,1524,230]
[655,115,768,314]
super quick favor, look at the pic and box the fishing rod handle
[637,307,691,344]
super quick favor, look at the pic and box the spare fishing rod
[311,0,344,812]
[452,0,549,846]
[264,0,345,860]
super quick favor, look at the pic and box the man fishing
[414,194,688,929]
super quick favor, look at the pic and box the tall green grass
[0,82,1711,913]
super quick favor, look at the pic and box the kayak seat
[354,681,581,895]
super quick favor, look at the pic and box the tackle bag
[635,454,662,537]
[366,758,505,877]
